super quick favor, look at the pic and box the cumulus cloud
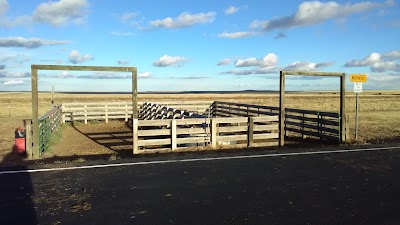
[344,53,381,67]
[345,50,400,72]
[139,72,152,78]
[217,58,231,66]
[217,31,259,38]
[221,67,277,75]
[0,37,70,48]
[0,71,30,78]
[33,0,89,26]
[68,50,93,64]
[383,50,400,59]
[250,1,383,32]
[235,53,278,67]
[153,55,187,67]
[2,80,24,85]
[150,12,216,28]
[284,61,334,71]
[225,6,239,15]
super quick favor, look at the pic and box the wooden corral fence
[131,115,279,153]
[37,105,62,154]
[140,102,208,120]
[211,101,341,142]
[61,102,140,124]
[150,101,213,114]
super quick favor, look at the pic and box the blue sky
[0,0,399,92]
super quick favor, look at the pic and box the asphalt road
[1,146,400,225]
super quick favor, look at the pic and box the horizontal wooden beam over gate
[31,65,137,72]
[282,71,345,77]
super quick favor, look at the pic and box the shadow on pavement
[0,151,38,225]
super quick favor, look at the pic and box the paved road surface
[1,146,400,225]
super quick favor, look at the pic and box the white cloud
[225,6,239,15]
[383,50,400,59]
[0,37,70,48]
[235,53,278,67]
[344,53,381,67]
[150,12,216,28]
[221,67,277,75]
[250,1,382,32]
[33,0,89,26]
[153,55,187,67]
[68,50,93,64]
[345,51,400,73]
[139,72,152,78]
[217,31,259,38]
[217,58,231,66]
[284,61,334,71]
[0,0,9,16]
[371,61,400,72]
[2,80,24,85]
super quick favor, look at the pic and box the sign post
[350,74,367,140]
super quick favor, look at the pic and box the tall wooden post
[31,66,40,159]
[340,73,346,142]
[132,69,138,119]
[279,71,285,147]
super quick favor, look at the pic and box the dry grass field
[1,90,400,163]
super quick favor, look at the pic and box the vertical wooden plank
[25,122,32,159]
[346,115,350,141]
[132,119,139,155]
[248,117,254,147]
[211,118,217,148]
[51,85,54,105]
[31,66,40,159]
[171,119,177,150]
[279,71,285,147]
[340,73,346,142]
[84,104,88,124]
[125,103,128,122]
[132,69,138,119]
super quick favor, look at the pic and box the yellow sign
[350,74,367,82]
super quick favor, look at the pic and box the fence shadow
[0,152,38,225]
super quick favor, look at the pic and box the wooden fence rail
[211,101,340,142]
[132,116,279,153]
[62,102,141,123]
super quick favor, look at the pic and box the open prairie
[1,90,400,162]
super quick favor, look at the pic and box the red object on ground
[14,127,26,154]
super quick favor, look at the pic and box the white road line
[1,146,399,175]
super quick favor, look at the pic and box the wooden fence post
[248,117,254,147]
[25,121,33,159]
[171,119,177,150]
[125,103,128,122]
[84,104,88,124]
[132,119,138,155]
[211,118,217,148]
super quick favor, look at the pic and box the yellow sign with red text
[350,74,367,82]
